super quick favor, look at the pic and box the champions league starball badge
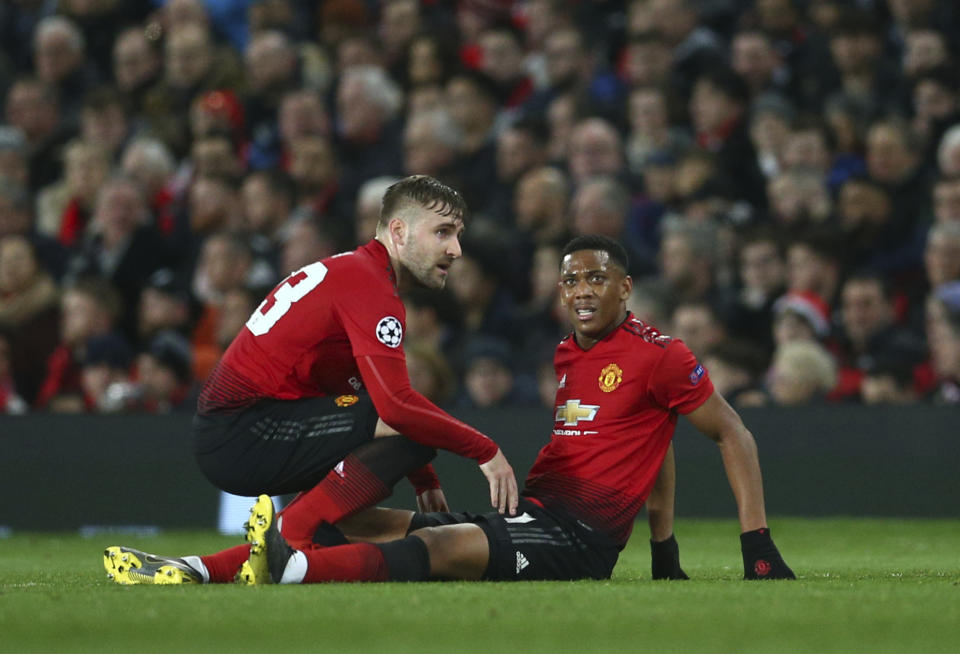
[376,316,403,347]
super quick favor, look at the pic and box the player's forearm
[359,355,499,462]
[646,443,677,542]
[716,425,768,532]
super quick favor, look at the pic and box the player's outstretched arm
[359,354,518,514]
[685,391,795,580]
[646,443,688,580]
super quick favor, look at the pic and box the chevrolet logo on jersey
[555,400,600,425]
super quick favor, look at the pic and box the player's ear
[620,274,633,301]
[388,216,407,246]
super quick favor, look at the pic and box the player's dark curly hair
[561,235,629,273]
[379,175,468,228]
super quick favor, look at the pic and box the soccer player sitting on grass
[236,235,793,583]
[103,176,518,584]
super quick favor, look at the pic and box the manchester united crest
[335,394,359,407]
[598,363,623,392]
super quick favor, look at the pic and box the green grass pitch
[1,518,958,654]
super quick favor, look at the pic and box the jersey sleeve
[358,355,499,463]
[333,266,407,360]
[647,340,714,414]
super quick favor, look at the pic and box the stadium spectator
[35,276,125,411]
[567,117,627,187]
[513,166,570,246]
[646,0,725,98]
[0,176,68,281]
[65,176,173,340]
[134,329,196,413]
[278,216,338,279]
[923,221,960,290]
[444,70,499,210]
[402,107,464,186]
[822,8,896,118]
[689,66,766,209]
[766,169,832,234]
[446,243,519,347]
[0,127,30,188]
[771,290,831,347]
[768,339,838,406]
[926,282,960,403]
[0,328,28,414]
[286,134,346,238]
[79,331,134,413]
[625,85,690,175]
[657,217,724,309]
[832,273,924,401]
[932,175,960,225]
[4,77,70,193]
[858,339,925,405]
[35,139,111,250]
[785,230,843,307]
[476,24,532,110]
[142,22,243,156]
[334,65,405,206]
[377,0,421,76]
[137,267,193,347]
[727,229,786,350]
[569,176,634,262]
[670,300,726,359]
[484,117,549,223]
[731,28,791,101]
[0,234,60,405]
[112,26,162,116]
[748,93,794,180]
[354,176,400,246]
[119,137,178,237]
[620,30,674,89]
[455,336,537,410]
[702,340,769,408]
[79,87,129,163]
[33,15,100,124]
[242,30,300,146]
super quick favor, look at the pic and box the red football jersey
[524,314,714,544]
[200,240,405,410]
[198,239,498,462]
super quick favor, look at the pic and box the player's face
[396,209,464,290]
[559,249,632,348]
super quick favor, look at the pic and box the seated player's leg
[241,495,481,584]
[409,523,490,580]
[103,544,251,585]
[440,500,621,582]
[103,546,207,585]
[337,507,417,543]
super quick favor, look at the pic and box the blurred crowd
[1,0,959,416]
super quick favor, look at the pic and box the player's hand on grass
[416,488,449,513]
[740,528,795,580]
[650,534,689,580]
[479,448,518,516]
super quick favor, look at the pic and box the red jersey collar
[570,311,633,352]
[360,238,398,290]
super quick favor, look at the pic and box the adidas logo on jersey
[516,551,530,574]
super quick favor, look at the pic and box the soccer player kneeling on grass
[243,235,794,583]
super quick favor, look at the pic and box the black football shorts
[192,393,379,496]
[409,498,621,581]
